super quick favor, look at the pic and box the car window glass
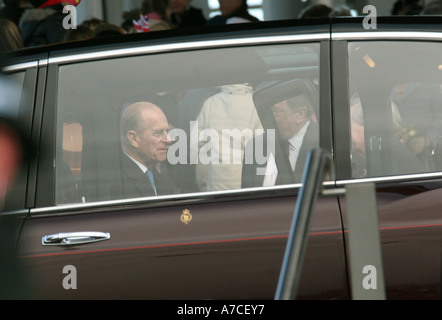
[55,42,320,205]
[2,72,25,120]
[348,41,442,178]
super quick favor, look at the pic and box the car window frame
[31,29,333,215]
[1,60,39,212]
[332,30,442,185]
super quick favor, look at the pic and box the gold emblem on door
[180,209,192,225]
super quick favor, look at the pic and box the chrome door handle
[42,231,110,246]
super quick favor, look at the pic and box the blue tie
[146,168,157,195]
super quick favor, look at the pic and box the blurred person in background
[62,24,91,42]
[0,18,24,51]
[169,0,206,28]
[206,0,259,25]
[391,0,423,15]
[80,17,106,32]
[19,0,82,47]
[137,0,170,31]
[298,4,332,18]
[329,5,353,17]
[121,9,139,33]
[92,22,124,38]
[0,0,31,26]
[420,0,442,15]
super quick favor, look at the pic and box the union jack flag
[133,15,150,33]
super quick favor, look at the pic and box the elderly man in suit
[241,94,319,188]
[113,101,175,199]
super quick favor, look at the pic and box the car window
[55,42,320,205]
[1,72,25,120]
[348,41,442,178]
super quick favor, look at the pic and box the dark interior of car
[55,43,321,204]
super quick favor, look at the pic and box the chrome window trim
[332,31,442,41]
[26,170,442,215]
[3,61,38,72]
[31,184,302,215]
[30,181,335,216]
[337,171,442,186]
[38,58,48,67]
[48,33,330,65]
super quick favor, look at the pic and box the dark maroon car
[1,16,442,300]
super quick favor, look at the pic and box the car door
[332,19,442,299]
[0,58,40,299]
[16,24,348,299]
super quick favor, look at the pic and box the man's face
[170,0,191,14]
[272,100,307,140]
[132,107,171,167]
[218,0,243,15]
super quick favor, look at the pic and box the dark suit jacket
[241,121,319,188]
[110,153,175,200]
[170,7,207,28]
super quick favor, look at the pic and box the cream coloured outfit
[192,84,263,191]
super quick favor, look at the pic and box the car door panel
[338,181,442,299]
[18,193,346,299]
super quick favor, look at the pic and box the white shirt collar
[262,120,311,186]
[125,152,148,173]
[288,120,310,151]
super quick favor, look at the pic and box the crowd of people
[0,0,442,51]
[0,0,264,50]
